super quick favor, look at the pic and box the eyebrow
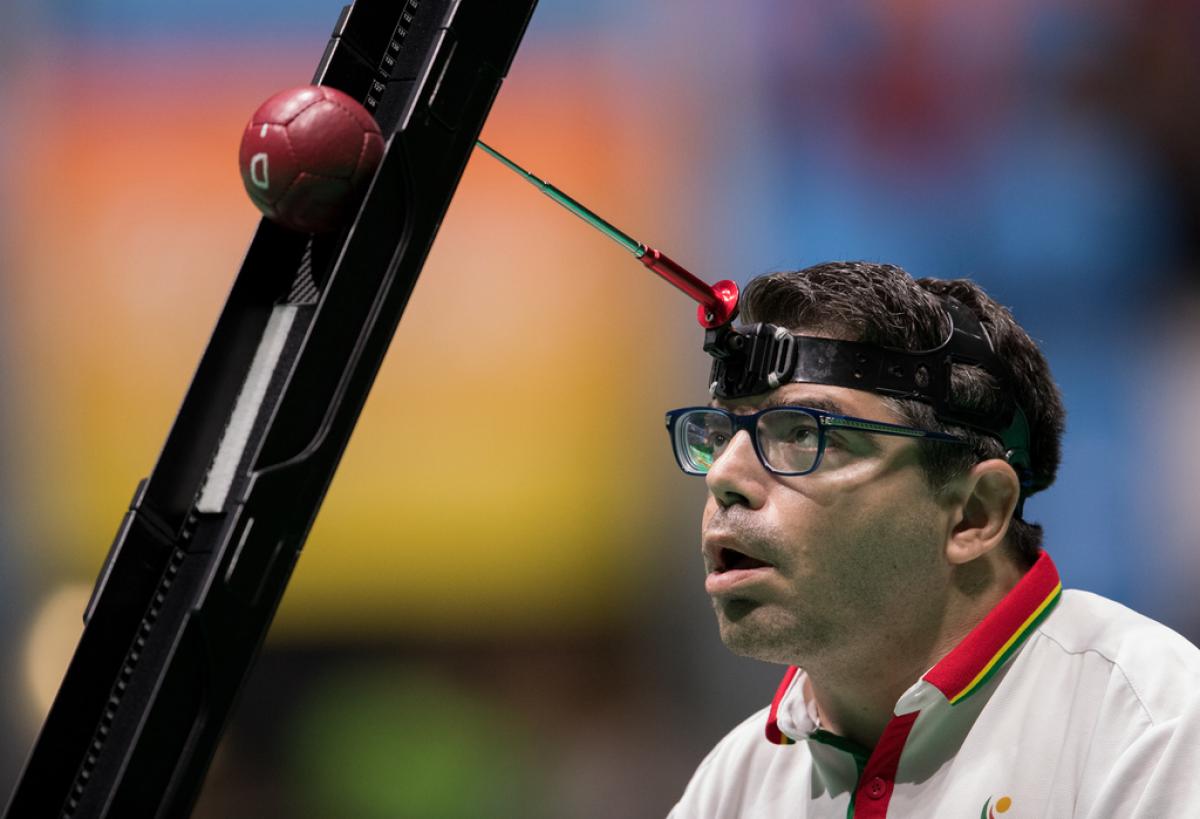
[710,394,849,416]
[768,395,846,414]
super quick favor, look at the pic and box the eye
[709,431,730,448]
[781,424,818,447]
[791,426,816,443]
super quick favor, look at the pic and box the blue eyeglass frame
[664,405,969,477]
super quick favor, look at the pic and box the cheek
[781,458,887,499]
[832,484,947,579]
[782,454,936,520]
[770,468,878,542]
[775,468,943,563]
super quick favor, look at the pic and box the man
[667,262,1200,818]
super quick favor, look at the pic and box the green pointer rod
[475,140,738,328]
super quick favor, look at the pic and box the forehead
[712,383,903,423]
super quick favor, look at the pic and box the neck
[805,554,1024,749]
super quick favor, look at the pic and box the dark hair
[739,261,1065,567]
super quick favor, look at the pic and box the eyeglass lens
[678,409,822,474]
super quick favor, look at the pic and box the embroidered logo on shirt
[980,795,1012,818]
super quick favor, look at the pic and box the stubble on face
[702,391,950,671]
[710,497,943,667]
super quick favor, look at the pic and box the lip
[705,566,775,596]
[702,533,777,596]
[702,533,774,569]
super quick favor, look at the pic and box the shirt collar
[917,550,1062,706]
[766,551,1063,744]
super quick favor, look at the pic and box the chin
[715,597,839,665]
[716,600,811,665]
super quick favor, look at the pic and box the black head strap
[704,296,1040,494]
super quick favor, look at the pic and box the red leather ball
[238,85,385,234]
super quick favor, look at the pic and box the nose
[704,429,768,509]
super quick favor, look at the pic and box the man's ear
[946,459,1021,565]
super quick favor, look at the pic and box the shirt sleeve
[1081,691,1200,819]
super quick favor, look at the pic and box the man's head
[695,261,1065,667]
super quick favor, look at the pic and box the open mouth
[717,547,772,573]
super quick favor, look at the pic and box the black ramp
[4,1,538,816]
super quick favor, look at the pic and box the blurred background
[1,0,1199,815]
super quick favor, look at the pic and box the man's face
[702,383,956,667]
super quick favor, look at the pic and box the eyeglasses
[665,405,968,477]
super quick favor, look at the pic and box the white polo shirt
[670,552,1200,818]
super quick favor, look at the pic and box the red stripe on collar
[765,665,801,745]
[923,550,1062,704]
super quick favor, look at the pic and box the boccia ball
[238,85,385,234]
